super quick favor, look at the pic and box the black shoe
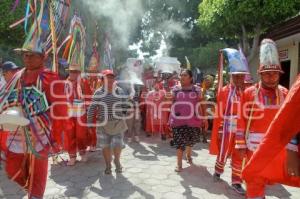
[231,184,245,195]
[161,134,167,141]
[213,173,221,182]
[146,134,151,137]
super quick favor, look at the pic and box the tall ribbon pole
[49,0,58,72]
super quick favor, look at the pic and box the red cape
[209,85,231,155]
[242,75,300,187]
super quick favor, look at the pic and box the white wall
[276,33,300,85]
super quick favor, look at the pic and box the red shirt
[243,77,300,187]
[236,83,288,150]
[209,84,244,155]
[6,67,68,153]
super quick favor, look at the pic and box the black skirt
[172,126,201,150]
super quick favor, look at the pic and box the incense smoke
[81,0,144,48]
[159,19,188,39]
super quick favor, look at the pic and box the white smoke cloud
[159,19,188,39]
[81,0,145,48]
[81,0,190,59]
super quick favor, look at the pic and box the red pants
[5,148,49,199]
[215,132,243,184]
[246,177,266,198]
[245,151,267,198]
[65,116,88,157]
[0,131,8,151]
[52,120,67,151]
[0,132,8,164]
[87,127,97,147]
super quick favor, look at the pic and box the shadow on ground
[90,173,155,199]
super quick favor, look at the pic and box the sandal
[104,167,112,175]
[114,160,123,173]
[186,156,193,164]
[115,166,123,173]
[175,166,183,172]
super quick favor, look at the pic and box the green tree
[171,41,227,70]
[136,0,212,59]
[0,1,26,46]
[198,0,300,63]
[132,0,228,72]
[0,0,26,63]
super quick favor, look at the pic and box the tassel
[24,0,31,34]
[24,127,40,158]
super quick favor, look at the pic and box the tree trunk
[247,23,261,64]
[241,24,249,55]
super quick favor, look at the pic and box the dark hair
[181,69,194,84]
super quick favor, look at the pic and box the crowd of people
[0,5,299,199]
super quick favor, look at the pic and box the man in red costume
[236,39,288,198]
[84,65,102,152]
[210,48,248,195]
[0,48,66,199]
[51,59,69,154]
[145,82,170,140]
[64,61,92,166]
[242,74,300,192]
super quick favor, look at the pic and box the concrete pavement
[0,135,299,199]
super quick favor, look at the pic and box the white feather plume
[259,39,280,66]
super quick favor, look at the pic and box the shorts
[98,129,125,149]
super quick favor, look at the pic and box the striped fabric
[7,116,49,153]
[87,86,128,125]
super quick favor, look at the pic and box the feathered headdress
[62,14,86,72]
[258,38,283,73]
[87,25,100,73]
[222,48,249,75]
[12,0,70,71]
[216,48,249,95]
[239,48,254,83]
